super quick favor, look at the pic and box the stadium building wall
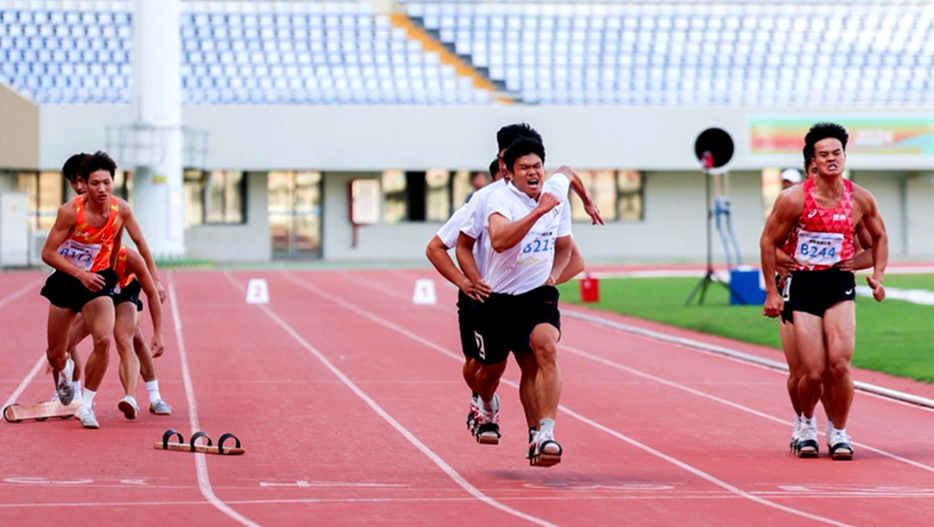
[6,103,933,263]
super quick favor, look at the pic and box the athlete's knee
[827,357,852,380]
[801,366,825,385]
[533,341,558,369]
[91,333,112,351]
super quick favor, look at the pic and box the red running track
[0,269,931,527]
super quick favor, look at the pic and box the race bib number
[516,232,555,266]
[795,230,843,267]
[57,239,101,271]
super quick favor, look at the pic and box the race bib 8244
[795,230,844,267]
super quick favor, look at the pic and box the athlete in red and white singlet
[761,123,888,460]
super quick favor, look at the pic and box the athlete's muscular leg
[66,314,90,382]
[514,349,540,429]
[474,360,507,404]
[530,323,561,421]
[793,311,827,419]
[47,305,77,380]
[779,319,802,416]
[823,301,856,428]
[134,325,157,383]
[114,302,140,397]
[80,297,115,392]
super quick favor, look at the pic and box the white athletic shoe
[117,397,139,420]
[55,359,75,406]
[49,392,61,404]
[825,421,834,448]
[473,394,500,445]
[796,421,818,458]
[149,399,172,416]
[529,429,562,467]
[790,417,803,453]
[828,429,854,461]
[74,404,99,429]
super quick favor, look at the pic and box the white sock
[81,388,96,408]
[539,418,555,435]
[832,426,847,435]
[145,380,161,403]
[806,415,818,428]
[73,380,83,400]
[793,414,802,426]
[481,395,497,412]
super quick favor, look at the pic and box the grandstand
[0,0,931,265]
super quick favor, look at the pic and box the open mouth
[528,178,540,188]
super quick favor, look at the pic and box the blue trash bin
[729,268,766,305]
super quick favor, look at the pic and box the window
[183,169,246,225]
[425,169,450,222]
[16,171,63,232]
[617,170,644,221]
[566,169,644,222]
[382,170,406,223]
[451,169,472,207]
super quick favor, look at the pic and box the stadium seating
[405,0,933,107]
[0,0,930,106]
[0,0,490,104]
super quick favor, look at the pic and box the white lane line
[2,355,49,411]
[562,308,934,411]
[560,343,934,474]
[1,491,931,509]
[346,272,934,469]
[221,272,560,527]
[167,272,263,527]
[0,278,42,310]
[280,271,858,527]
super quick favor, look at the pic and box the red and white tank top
[56,196,121,272]
[787,178,855,271]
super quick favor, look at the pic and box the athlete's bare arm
[41,202,106,291]
[117,199,166,302]
[426,235,484,301]
[760,188,804,317]
[853,186,888,301]
[454,233,492,300]
[835,222,874,272]
[488,193,560,252]
[556,242,585,284]
[547,236,573,286]
[553,166,604,225]
[125,248,165,357]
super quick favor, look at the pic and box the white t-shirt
[450,179,507,276]
[482,173,572,295]
[436,203,471,249]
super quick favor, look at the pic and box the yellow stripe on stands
[389,14,513,104]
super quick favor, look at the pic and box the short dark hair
[488,157,499,179]
[803,122,848,161]
[497,123,542,152]
[62,153,89,182]
[503,138,545,173]
[79,151,117,179]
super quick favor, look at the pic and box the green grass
[861,273,934,292]
[558,274,934,383]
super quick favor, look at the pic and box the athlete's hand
[78,271,105,292]
[544,274,557,287]
[151,333,165,358]
[156,281,167,304]
[775,249,796,272]
[866,276,885,302]
[536,192,560,214]
[763,291,784,318]
[469,278,492,301]
[834,258,856,272]
[584,201,604,225]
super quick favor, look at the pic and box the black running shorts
[457,290,481,361]
[776,274,794,324]
[41,269,118,313]
[785,269,856,322]
[472,285,562,364]
[113,278,143,312]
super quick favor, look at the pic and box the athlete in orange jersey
[761,123,888,460]
[41,151,160,428]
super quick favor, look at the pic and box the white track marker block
[412,279,437,305]
[246,278,270,304]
